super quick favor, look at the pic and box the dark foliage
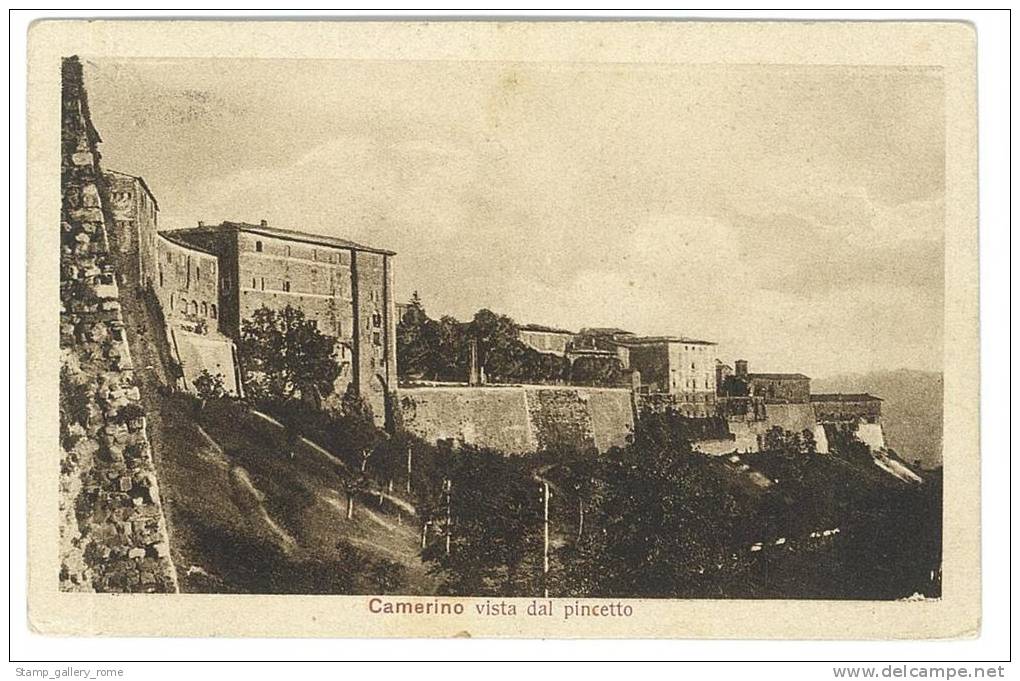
[238,305,341,402]
[397,296,614,386]
[417,411,942,600]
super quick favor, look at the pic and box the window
[195,265,200,280]
[255,240,263,252]
[201,302,208,316]
[372,331,382,346]
[285,245,291,257]
[372,312,382,328]
[261,277,265,291]
[170,294,175,310]
[252,277,257,289]
[283,281,291,292]
[190,301,198,315]
[158,267,164,288]
[210,304,217,319]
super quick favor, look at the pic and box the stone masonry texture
[59,56,178,593]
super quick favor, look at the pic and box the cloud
[84,58,946,375]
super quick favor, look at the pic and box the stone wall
[854,422,886,451]
[637,392,716,418]
[59,56,178,593]
[170,327,241,396]
[811,396,883,424]
[155,234,221,333]
[723,403,830,455]
[399,387,535,453]
[398,385,635,455]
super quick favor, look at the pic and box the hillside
[814,369,943,469]
[144,393,437,594]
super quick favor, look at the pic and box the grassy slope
[146,393,437,594]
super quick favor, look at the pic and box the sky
[83,58,945,378]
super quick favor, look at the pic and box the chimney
[260,219,268,227]
[197,220,205,227]
[735,359,748,378]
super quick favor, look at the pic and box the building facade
[103,170,159,288]
[163,221,398,422]
[517,324,575,356]
[154,233,222,333]
[746,373,811,403]
[619,336,717,402]
[723,359,811,404]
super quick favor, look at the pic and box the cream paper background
[26,19,979,639]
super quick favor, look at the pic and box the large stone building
[617,336,717,402]
[102,164,398,421]
[104,169,159,286]
[159,221,398,421]
[724,359,811,403]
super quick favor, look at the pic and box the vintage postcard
[26,20,978,638]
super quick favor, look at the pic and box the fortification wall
[585,388,636,450]
[636,393,716,418]
[170,328,241,396]
[398,387,535,454]
[724,403,829,455]
[855,422,886,451]
[59,57,178,592]
[399,386,634,455]
[762,402,818,433]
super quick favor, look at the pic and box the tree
[569,355,624,387]
[396,292,439,381]
[330,385,382,473]
[466,309,522,382]
[799,428,817,456]
[238,305,340,403]
[421,448,545,596]
[194,370,228,403]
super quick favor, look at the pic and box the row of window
[243,275,360,299]
[670,372,713,390]
[252,239,350,265]
[168,293,217,320]
[163,250,216,279]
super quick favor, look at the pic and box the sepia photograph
[25,18,982,640]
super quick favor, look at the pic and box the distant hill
[813,369,943,469]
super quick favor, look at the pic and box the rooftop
[810,393,883,402]
[169,221,395,256]
[578,327,634,337]
[615,335,717,346]
[158,231,218,256]
[518,323,575,335]
[748,372,811,380]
